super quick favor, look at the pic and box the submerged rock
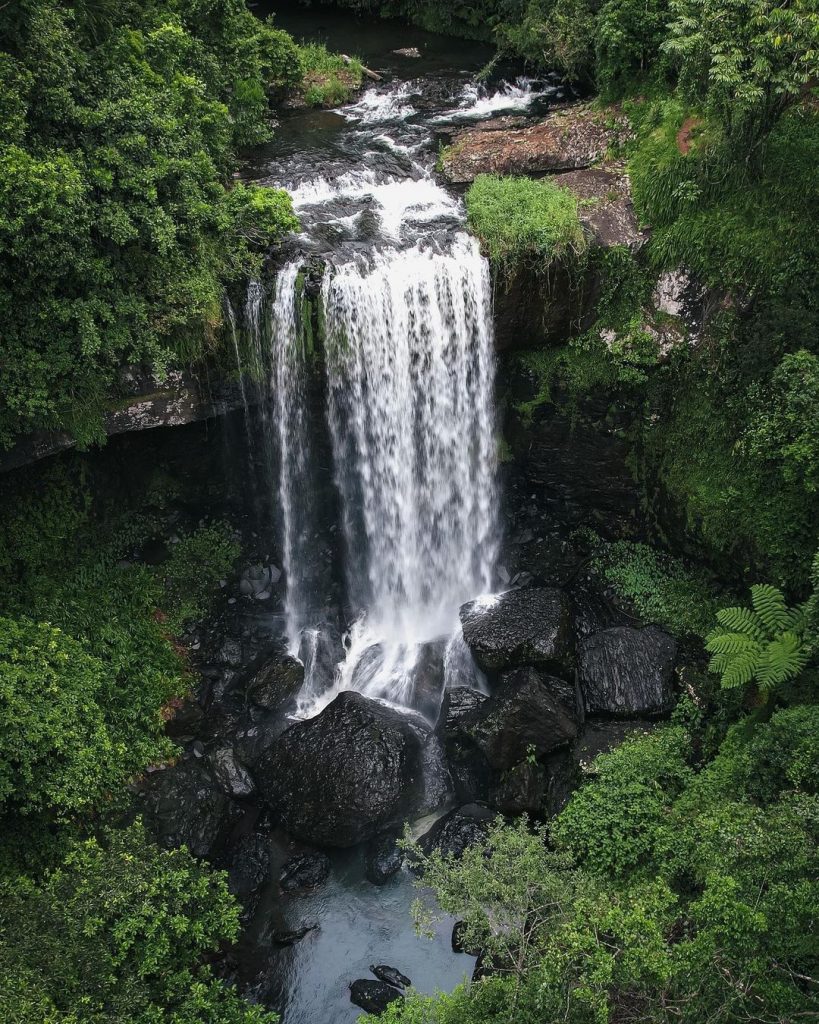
[371,965,411,989]
[457,667,579,769]
[460,587,571,673]
[256,691,423,847]
[578,626,677,716]
[350,979,403,1015]
[279,851,331,892]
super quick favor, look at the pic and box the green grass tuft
[465,174,587,276]
[297,43,363,108]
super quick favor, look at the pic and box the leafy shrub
[705,583,811,694]
[162,523,240,630]
[496,0,596,84]
[0,822,277,1023]
[0,617,113,815]
[663,0,819,151]
[465,174,586,277]
[591,539,722,637]
[741,350,819,495]
[553,727,693,877]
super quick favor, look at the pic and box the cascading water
[270,262,315,649]
[311,237,497,712]
[241,70,558,719]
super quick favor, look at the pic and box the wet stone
[279,851,331,892]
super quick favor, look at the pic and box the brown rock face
[440,103,631,185]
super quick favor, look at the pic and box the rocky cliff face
[0,367,247,473]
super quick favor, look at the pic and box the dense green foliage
[0,460,238,813]
[384,701,819,1024]
[465,175,586,276]
[0,822,277,1023]
[0,453,253,1020]
[588,538,722,637]
[0,0,304,445]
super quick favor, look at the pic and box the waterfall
[270,263,314,649]
[296,234,498,715]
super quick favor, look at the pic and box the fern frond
[755,632,810,690]
[751,584,793,633]
[708,652,733,674]
[720,649,760,689]
[705,633,757,657]
[715,605,765,640]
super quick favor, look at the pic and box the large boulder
[558,165,647,251]
[256,692,423,846]
[209,746,256,798]
[141,759,241,858]
[578,626,677,716]
[459,588,571,673]
[440,103,631,185]
[455,667,579,770]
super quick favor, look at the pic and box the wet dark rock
[240,564,281,600]
[246,651,304,712]
[279,851,331,891]
[350,980,403,1015]
[574,717,655,773]
[270,924,317,946]
[227,834,270,897]
[218,637,243,668]
[410,639,447,724]
[452,920,482,956]
[456,667,579,770]
[488,760,547,815]
[578,626,677,716]
[416,804,493,862]
[365,831,403,885]
[444,687,488,731]
[141,760,240,858]
[164,697,205,740]
[298,622,344,700]
[350,643,385,691]
[568,576,632,641]
[209,746,256,798]
[459,588,571,673]
[256,691,423,847]
[371,965,411,989]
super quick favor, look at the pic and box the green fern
[705,583,811,696]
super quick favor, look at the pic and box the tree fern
[705,584,811,696]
